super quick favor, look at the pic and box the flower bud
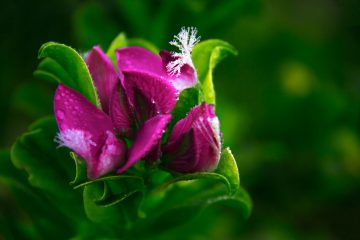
[163,103,221,173]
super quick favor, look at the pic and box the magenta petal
[163,103,221,173]
[54,84,125,179]
[116,47,197,92]
[86,46,119,114]
[117,114,172,173]
[95,131,127,179]
[122,71,178,123]
[109,80,133,137]
[160,50,197,91]
[116,46,165,77]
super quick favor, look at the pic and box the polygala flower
[54,84,127,179]
[162,103,221,173]
[54,27,221,179]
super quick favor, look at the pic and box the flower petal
[117,47,197,92]
[122,71,178,124]
[162,129,199,172]
[163,103,221,173]
[117,114,172,173]
[109,80,133,137]
[54,84,126,178]
[95,130,127,178]
[116,46,165,76]
[160,50,197,91]
[86,46,119,114]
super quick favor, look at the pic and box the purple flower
[54,47,176,178]
[162,103,222,173]
[54,27,202,178]
[54,84,126,179]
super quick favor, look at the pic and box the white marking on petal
[194,116,220,152]
[209,116,222,162]
[171,79,191,92]
[209,117,221,146]
[97,131,122,175]
[55,129,96,159]
[167,27,200,76]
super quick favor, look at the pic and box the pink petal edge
[117,114,172,173]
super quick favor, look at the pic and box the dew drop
[56,110,65,120]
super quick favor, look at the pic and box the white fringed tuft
[167,27,200,76]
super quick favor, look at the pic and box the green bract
[36,42,101,108]
[192,39,238,104]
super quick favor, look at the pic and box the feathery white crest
[167,27,200,76]
[55,129,96,158]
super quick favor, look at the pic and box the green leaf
[171,86,202,124]
[106,32,159,66]
[83,181,126,224]
[106,33,128,65]
[216,147,240,195]
[157,172,231,194]
[33,58,72,84]
[138,186,251,236]
[0,175,74,239]
[0,149,25,180]
[82,180,143,231]
[192,40,238,104]
[77,175,144,225]
[141,171,231,218]
[73,175,144,190]
[10,116,85,220]
[38,42,101,108]
[69,152,87,185]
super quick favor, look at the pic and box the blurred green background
[1,0,360,239]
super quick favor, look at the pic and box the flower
[54,47,174,178]
[162,103,222,173]
[54,27,202,178]
[54,83,127,179]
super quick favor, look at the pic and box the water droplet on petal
[56,110,65,120]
